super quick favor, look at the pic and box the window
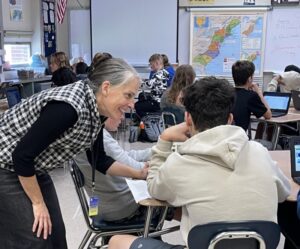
[4,43,31,66]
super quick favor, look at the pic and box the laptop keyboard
[272,112,286,118]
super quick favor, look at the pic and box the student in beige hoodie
[108,77,291,249]
[267,65,300,93]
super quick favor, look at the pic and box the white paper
[125,179,151,203]
[43,2,48,10]
[43,10,48,24]
[49,10,55,24]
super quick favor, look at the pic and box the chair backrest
[5,85,21,108]
[70,161,97,231]
[161,111,177,129]
[188,220,280,249]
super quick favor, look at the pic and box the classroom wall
[56,0,90,58]
[1,0,33,31]
[1,0,299,90]
[0,0,43,57]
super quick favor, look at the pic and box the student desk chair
[70,161,179,249]
[188,220,280,249]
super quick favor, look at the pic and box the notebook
[291,90,300,111]
[263,92,291,117]
[289,137,300,185]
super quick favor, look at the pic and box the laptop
[291,90,300,111]
[289,136,300,185]
[263,92,291,117]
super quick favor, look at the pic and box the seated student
[267,64,300,93]
[147,54,169,101]
[161,54,175,87]
[74,117,151,222]
[50,51,77,87]
[135,54,169,117]
[108,77,290,249]
[160,64,196,124]
[232,60,271,131]
[75,61,88,80]
[265,65,300,140]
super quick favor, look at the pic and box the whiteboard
[90,0,178,65]
[264,8,300,72]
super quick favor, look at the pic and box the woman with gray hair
[0,53,146,249]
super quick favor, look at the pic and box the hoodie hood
[178,125,248,170]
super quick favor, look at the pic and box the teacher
[0,53,144,249]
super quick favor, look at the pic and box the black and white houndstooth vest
[0,81,103,172]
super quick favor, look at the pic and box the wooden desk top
[269,150,300,201]
[252,108,300,124]
[139,198,169,207]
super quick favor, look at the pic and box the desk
[139,198,179,238]
[252,108,300,150]
[4,76,52,98]
[269,150,300,201]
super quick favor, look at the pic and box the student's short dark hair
[231,60,255,86]
[76,62,88,74]
[183,77,235,132]
[284,64,300,74]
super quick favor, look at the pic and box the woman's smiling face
[96,77,140,120]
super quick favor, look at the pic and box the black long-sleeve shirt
[12,101,114,176]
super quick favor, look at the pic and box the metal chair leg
[79,230,93,249]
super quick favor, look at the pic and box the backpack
[139,113,164,142]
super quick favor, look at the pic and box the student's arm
[267,76,280,92]
[106,161,148,179]
[250,83,272,119]
[87,129,147,178]
[270,160,291,202]
[103,130,147,169]
[147,123,190,201]
[12,101,78,239]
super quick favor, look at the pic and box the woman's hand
[32,202,52,239]
[18,175,52,240]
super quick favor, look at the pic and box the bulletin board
[42,0,56,57]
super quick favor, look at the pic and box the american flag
[56,0,68,24]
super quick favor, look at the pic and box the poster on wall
[9,0,23,21]
[271,0,299,4]
[42,0,56,57]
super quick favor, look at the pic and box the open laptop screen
[292,144,300,173]
[290,137,300,179]
[263,92,291,112]
[264,95,289,110]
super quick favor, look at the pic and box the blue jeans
[0,169,67,249]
